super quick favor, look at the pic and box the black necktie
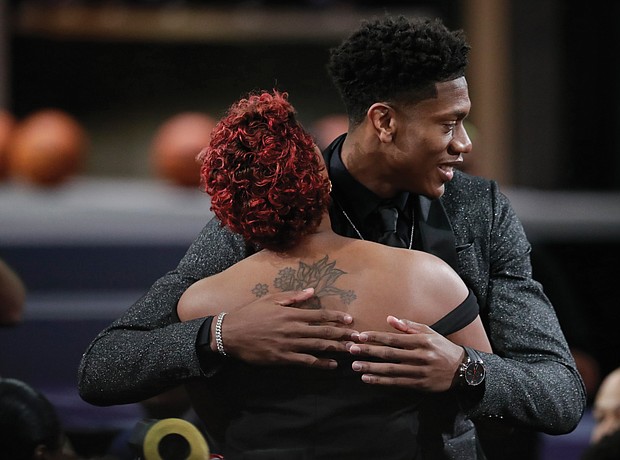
[377,206,408,248]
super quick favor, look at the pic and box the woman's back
[179,230,477,459]
[178,229,468,333]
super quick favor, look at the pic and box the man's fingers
[275,288,315,306]
[348,342,425,363]
[355,327,433,347]
[350,363,436,391]
[386,316,431,333]
[359,374,422,388]
[278,301,354,326]
[281,352,339,369]
[301,324,358,341]
[258,289,355,326]
[313,308,354,325]
[291,336,353,352]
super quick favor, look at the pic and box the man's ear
[368,103,394,143]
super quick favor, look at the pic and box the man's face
[388,76,472,199]
[592,370,620,443]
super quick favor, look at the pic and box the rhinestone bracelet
[215,312,228,356]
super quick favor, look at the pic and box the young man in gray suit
[78,15,585,459]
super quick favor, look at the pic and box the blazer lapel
[416,196,459,271]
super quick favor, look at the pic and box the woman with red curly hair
[177,90,491,459]
[199,90,330,254]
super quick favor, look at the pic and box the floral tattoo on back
[251,255,356,309]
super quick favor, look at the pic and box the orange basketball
[7,109,88,186]
[151,112,216,187]
[0,110,16,180]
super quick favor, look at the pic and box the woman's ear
[368,103,394,143]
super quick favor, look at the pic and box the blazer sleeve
[447,176,586,434]
[77,217,247,406]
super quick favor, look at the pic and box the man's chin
[420,185,445,200]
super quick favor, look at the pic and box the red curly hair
[199,90,330,252]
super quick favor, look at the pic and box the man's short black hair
[327,15,470,125]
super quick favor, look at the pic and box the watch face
[465,362,485,386]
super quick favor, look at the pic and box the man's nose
[450,123,473,156]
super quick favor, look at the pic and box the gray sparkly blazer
[78,144,586,459]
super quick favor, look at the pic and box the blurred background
[0,1,619,459]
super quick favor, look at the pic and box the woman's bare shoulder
[348,243,469,321]
[177,258,269,321]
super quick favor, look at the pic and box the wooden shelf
[12,4,431,43]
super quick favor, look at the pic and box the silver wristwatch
[458,346,486,386]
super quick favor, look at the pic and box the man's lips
[438,158,464,180]
[438,164,456,181]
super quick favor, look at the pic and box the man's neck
[340,131,399,199]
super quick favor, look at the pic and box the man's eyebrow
[437,109,468,120]
[452,108,469,119]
